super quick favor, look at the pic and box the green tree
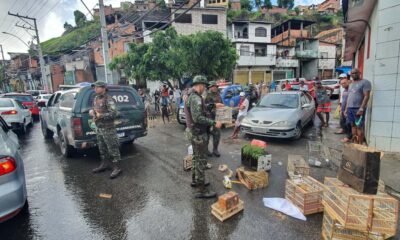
[263,0,272,9]
[277,0,294,9]
[179,31,238,81]
[294,7,300,15]
[240,0,253,11]
[63,21,73,31]
[74,10,87,27]
[156,0,167,9]
[109,28,238,85]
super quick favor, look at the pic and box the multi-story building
[272,19,319,80]
[274,45,299,80]
[171,6,227,36]
[318,41,336,79]
[343,0,400,152]
[317,0,341,14]
[228,20,276,85]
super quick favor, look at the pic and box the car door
[300,94,311,125]
[15,101,30,125]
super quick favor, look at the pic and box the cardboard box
[218,191,240,211]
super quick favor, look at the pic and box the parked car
[1,93,40,120]
[177,84,243,125]
[321,79,340,97]
[39,85,147,157]
[290,80,315,91]
[0,98,33,134]
[240,91,315,139]
[26,90,48,100]
[0,116,28,223]
[36,94,52,106]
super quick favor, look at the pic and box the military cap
[192,75,208,86]
[92,81,107,87]
[208,81,218,88]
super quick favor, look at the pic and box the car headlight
[271,121,292,127]
[241,117,251,124]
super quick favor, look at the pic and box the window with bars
[255,27,267,37]
[240,45,250,56]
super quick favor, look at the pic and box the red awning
[343,0,377,61]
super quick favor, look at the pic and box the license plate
[117,132,125,138]
[252,127,266,133]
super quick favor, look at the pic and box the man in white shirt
[230,92,249,139]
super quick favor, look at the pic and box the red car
[2,93,40,120]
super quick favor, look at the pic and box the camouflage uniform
[185,76,217,198]
[91,81,122,179]
[93,94,121,163]
[204,86,222,156]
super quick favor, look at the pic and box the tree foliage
[74,10,87,27]
[64,21,73,31]
[109,28,238,85]
[41,21,100,55]
[240,0,253,11]
[263,0,272,9]
[277,0,294,9]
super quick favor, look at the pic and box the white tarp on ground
[263,198,307,221]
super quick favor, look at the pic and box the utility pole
[8,12,52,92]
[0,44,6,91]
[98,0,113,84]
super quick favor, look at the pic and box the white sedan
[0,98,33,134]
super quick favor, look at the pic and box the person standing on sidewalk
[90,81,122,179]
[315,81,334,127]
[345,68,371,144]
[185,75,222,198]
[335,74,352,142]
[205,81,224,157]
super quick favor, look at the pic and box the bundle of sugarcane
[236,167,269,190]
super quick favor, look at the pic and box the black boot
[195,184,217,199]
[109,163,122,179]
[191,181,210,187]
[92,160,111,173]
[207,150,213,157]
[212,147,220,158]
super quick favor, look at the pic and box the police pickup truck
[39,85,147,157]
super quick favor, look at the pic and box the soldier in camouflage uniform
[90,81,122,179]
[185,75,222,198]
[204,81,224,157]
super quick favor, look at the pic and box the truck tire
[58,130,75,158]
[41,119,54,139]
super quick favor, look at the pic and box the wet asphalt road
[0,117,350,240]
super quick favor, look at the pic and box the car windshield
[258,94,299,109]
[41,95,51,99]
[5,95,34,102]
[0,99,14,107]
[322,81,338,85]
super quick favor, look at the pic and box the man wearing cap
[336,73,352,142]
[89,81,122,179]
[185,75,222,198]
[204,81,224,157]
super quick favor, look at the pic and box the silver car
[0,116,28,223]
[241,91,315,139]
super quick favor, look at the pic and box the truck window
[59,92,77,109]
[85,90,140,111]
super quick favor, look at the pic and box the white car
[0,98,33,134]
[321,79,340,97]
[36,94,52,106]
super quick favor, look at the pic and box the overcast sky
[0,0,324,59]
